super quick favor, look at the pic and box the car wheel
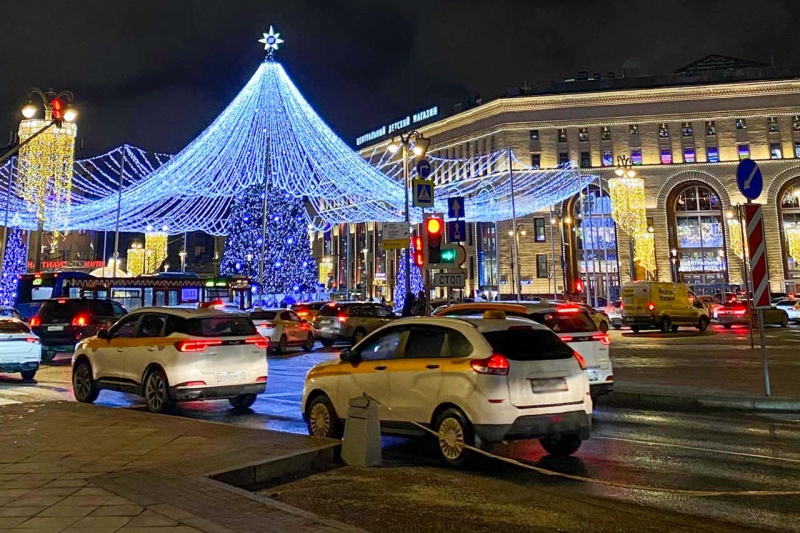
[306,394,341,439]
[302,334,314,352]
[72,361,99,403]
[143,369,173,414]
[20,370,37,382]
[630,326,640,333]
[278,335,288,354]
[352,328,366,345]
[41,349,56,363]
[697,317,709,332]
[670,325,679,332]
[320,338,335,348]
[660,317,672,333]
[599,321,609,333]
[434,407,475,467]
[780,314,789,328]
[539,434,582,456]
[229,394,257,411]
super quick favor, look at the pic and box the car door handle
[148,347,157,352]
[426,364,440,369]
[375,366,387,371]
[116,349,124,353]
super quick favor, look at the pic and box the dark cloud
[1,0,798,155]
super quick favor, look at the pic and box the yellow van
[621,281,710,333]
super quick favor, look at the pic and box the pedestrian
[412,290,427,316]
[380,296,387,307]
[401,291,416,317]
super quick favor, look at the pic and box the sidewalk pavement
[0,402,364,533]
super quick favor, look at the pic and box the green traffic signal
[440,248,457,263]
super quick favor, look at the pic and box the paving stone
[57,494,116,506]
[37,504,98,517]
[43,479,89,488]
[90,504,144,517]
[68,515,133,529]
[16,515,81,531]
[0,506,46,517]
[5,495,66,507]
[0,489,31,499]
[0,516,28,528]
[125,510,179,527]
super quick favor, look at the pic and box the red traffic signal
[423,213,444,265]
[412,235,424,267]
[574,279,584,293]
[50,98,63,121]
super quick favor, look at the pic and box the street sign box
[447,220,466,242]
[412,179,434,208]
[744,204,770,309]
[416,158,432,178]
[433,270,466,288]
[736,159,763,201]
[381,222,409,250]
[447,197,465,219]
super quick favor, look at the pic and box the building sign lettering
[356,106,439,146]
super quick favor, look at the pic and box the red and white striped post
[744,204,771,397]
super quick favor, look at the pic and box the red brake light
[72,314,90,327]
[256,376,268,382]
[556,305,580,314]
[592,334,610,345]
[560,335,574,342]
[733,308,747,316]
[58,299,67,304]
[246,337,270,349]
[647,302,655,311]
[470,353,509,375]
[337,313,348,323]
[25,337,39,344]
[297,311,309,317]
[573,351,587,370]
[174,339,223,352]
[176,381,206,388]
[30,317,41,326]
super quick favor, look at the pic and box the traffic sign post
[447,197,465,219]
[412,179,434,208]
[416,158,432,179]
[381,222,409,250]
[433,269,466,288]
[736,159,763,200]
[743,203,772,397]
[447,220,466,243]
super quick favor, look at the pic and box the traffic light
[440,247,457,264]
[423,213,444,266]
[50,98,63,125]
[574,279,584,293]
[412,234,424,267]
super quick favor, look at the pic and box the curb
[600,391,800,414]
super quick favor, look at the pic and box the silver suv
[313,302,396,347]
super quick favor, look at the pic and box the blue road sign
[447,196,465,219]
[416,158,432,178]
[736,158,763,200]
[412,179,434,208]
[447,220,466,242]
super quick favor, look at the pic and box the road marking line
[594,435,800,464]
[264,392,300,398]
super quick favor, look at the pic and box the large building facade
[319,56,800,301]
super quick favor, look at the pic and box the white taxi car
[72,308,269,413]
[249,308,315,354]
[302,314,592,466]
[0,319,41,381]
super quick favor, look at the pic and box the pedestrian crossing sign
[412,179,434,208]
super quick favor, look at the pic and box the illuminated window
[580,151,591,168]
[683,146,695,163]
[602,150,613,167]
[557,129,567,143]
[672,184,725,285]
[767,117,779,133]
[534,218,546,242]
[578,128,589,142]
[682,122,693,137]
[631,149,643,165]
[735,118,747,130]
[737,143,750,160]
[629,124,639,135]
[531,153,540,168]
[705,121,716,136]
[601,127,611,141]
[771,142,783,159]
[661,148,672,164]
[536,254,548,278]
[707,146,719,163]
[793,116,800,131]
[559,152,569,165]
[659,123,670,138]
[529,130,539,140]
[795,142,800,158]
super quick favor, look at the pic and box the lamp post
[14,88,77,272]
[613,155,638,282]
[507,225,526,300]
[387,131,431,299]
[179,250,187,273]
[670,248,678,282]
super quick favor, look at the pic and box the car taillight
[560,335,574,342]
[30,317,41,326]
[556,305,580,314]
[470,353,509,375]
[297,311,309,317]
[176,381,206,387]
[592,334,610,345]
[733,309,747,316]
[246,337,270,349]
[573,351,587,370]
[647,302,655,311]
[256,376,268,382]
[174,339,223,352]
[620,302,624,310]
[25,337,39,344]
[260,322,276,328]
[72,314,90,327]
[337,313,348,323]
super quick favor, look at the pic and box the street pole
[598,176,611,302]
[0,157,15,274]
[579,174,590,304]
[494,221,501,300]
[549,205,557,300]
[112,145,125,277]
[182,231,188,273]
[737,204,754,348]
[345,224,351,297]
[403,143,411,298]
[258,157,269,309]
[102,231,107,278]
[508,149,521,301]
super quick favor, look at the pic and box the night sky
[1,0,798,157]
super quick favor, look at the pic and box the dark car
[716,301,789,329]
[312,302,396,347]
[30,298,127,361]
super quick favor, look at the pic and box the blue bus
[15,272,93,319]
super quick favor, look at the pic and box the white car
[0,319,41,381]
[603,301,623,329]
[302,314,592,466]
[72,308,269,413]
[774,299,800,322]
[249,308,315,354]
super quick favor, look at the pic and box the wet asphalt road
[1,328,800,531]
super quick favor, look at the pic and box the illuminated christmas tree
[220,185,318,294]
[394,241,424,310]
[0,228,27,306]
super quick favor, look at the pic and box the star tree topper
[259,26,284,58]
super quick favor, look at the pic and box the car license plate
[47,325,64,332]
[587,369,599,382]
[531,378,568,393]
[217,371,246,383]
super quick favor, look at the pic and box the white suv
[302,314,592,466]
[72,308,269,413]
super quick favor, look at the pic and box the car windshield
[528,311,597,333]
[186,316,256,337]
[777,300,798,306]
[482,327,574,361]
[0,321,30,334]
[250,310,278,320]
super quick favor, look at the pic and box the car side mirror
[97,329,110,340]
[340,348,359,363]
[693,301,704,309]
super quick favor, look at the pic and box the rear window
[38,301,85,323]
[250,311,278,320]
[318,304,350,317]
[482,328,574,361]
[0,321,30,334]
[186,316,256,337]
[528,311,597,333]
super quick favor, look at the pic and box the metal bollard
[341,396,382,467]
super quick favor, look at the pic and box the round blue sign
[736,158,763,200]
[416,158,432,178]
